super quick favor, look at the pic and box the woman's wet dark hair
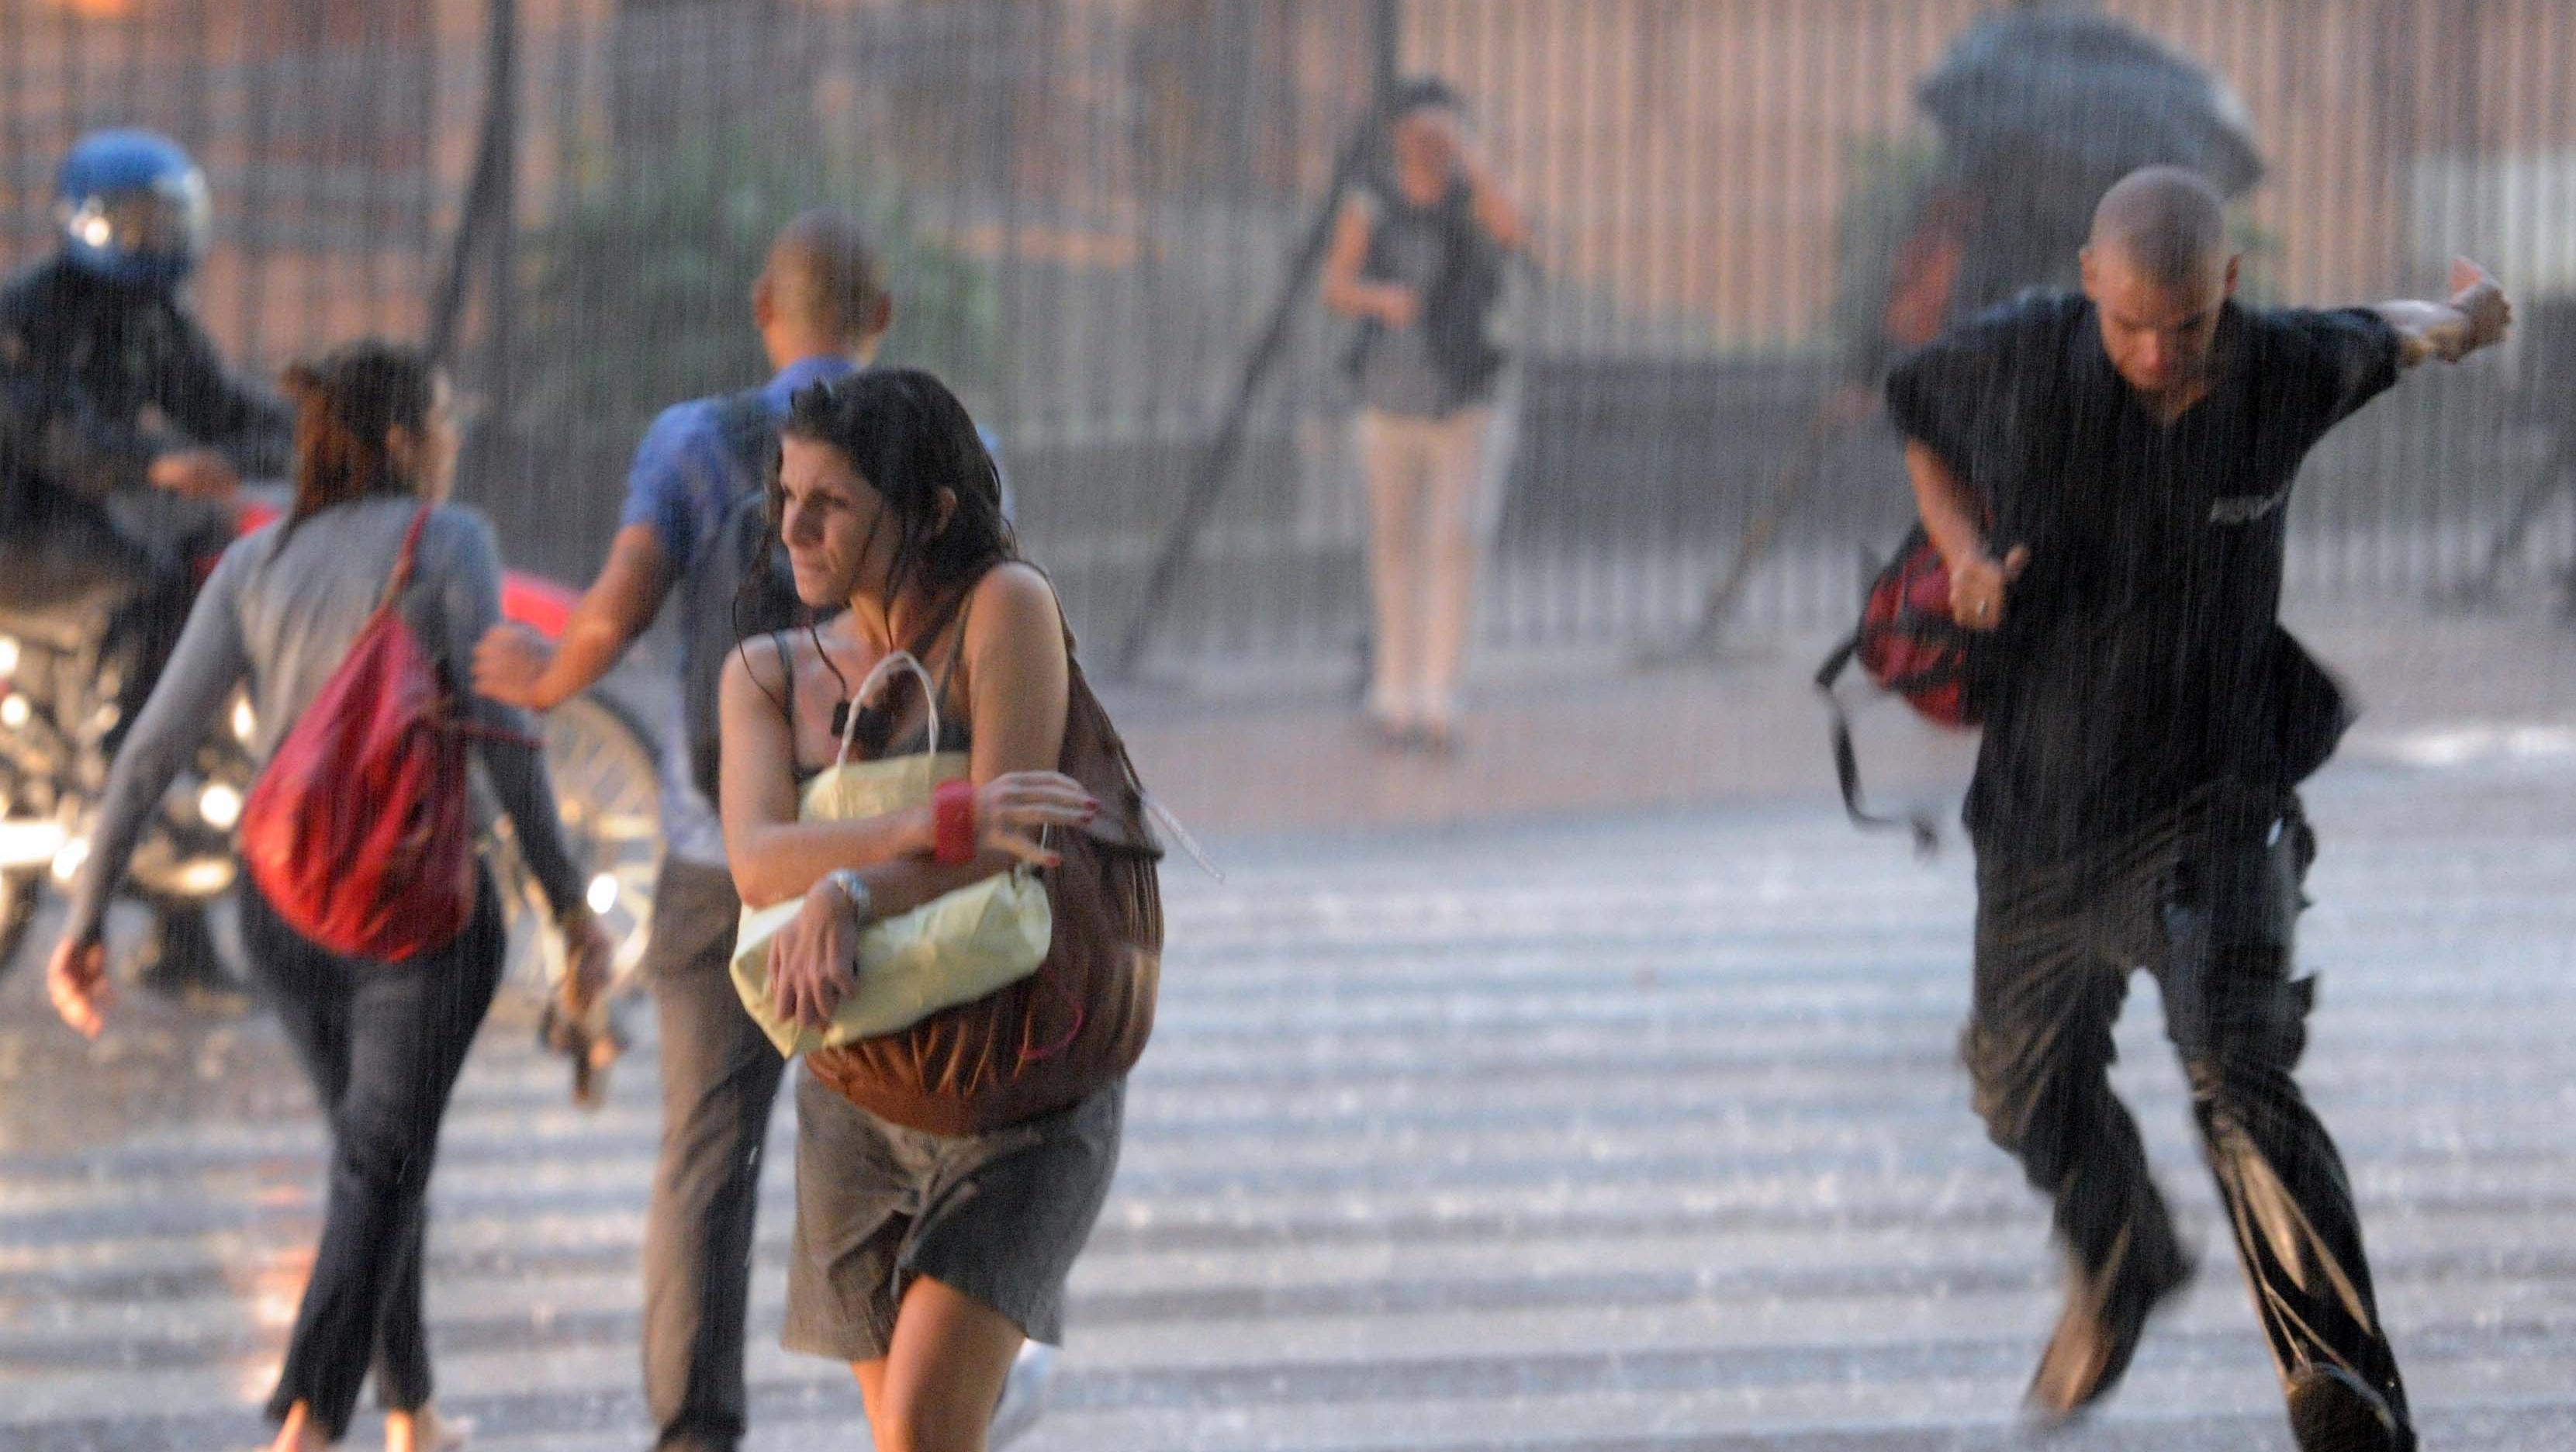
[772,366,1016,609]
[278,339,439,529]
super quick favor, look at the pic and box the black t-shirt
[1885,292,2402,860]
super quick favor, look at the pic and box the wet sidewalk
[3,603,2572,1450]
[1111,602,2576,838]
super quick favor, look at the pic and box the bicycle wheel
[496,693,666,998]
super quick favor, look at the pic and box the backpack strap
[375,503,435,611]
[930,589,977,714]
[770,629,797,731]
[1813,631,1941,856]
[709,385,779,492]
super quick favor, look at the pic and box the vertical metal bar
[482,0,519,450]
[2544,0,2575,573]
[121,0,149,132]
[182,0,213,165]
[63,0,88,137]
[0,0,26,265]
[357,0,389,336]
[1630,0,1671,638]
[296,9,327,365]
[406,0,442,338]
[238,0,276,366]
[1495,0,1530,645]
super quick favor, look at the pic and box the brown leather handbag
[805,647,1164,1136]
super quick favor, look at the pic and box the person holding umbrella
[1689,3,2265,654]
[1887,166,2509,1451]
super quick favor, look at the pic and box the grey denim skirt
[781,1067,1125,1362]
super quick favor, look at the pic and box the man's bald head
[758,208,890,349]
[2087,166,2228,288]
[2080,168,2239,403]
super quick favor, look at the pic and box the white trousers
[1353,404,1502,728]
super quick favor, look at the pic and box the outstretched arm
[2374,258,2512,368]
[1903,441,2027,632]
[474,524,673,710]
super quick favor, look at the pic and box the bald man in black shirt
[1886,167,2510,1452]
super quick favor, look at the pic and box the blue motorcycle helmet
[54,129,212,289]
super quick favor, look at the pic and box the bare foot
[270,1402,334,1452]
[386,1405,472,1452]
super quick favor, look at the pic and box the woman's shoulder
[721,624,804,698]
[967,560,1061,622]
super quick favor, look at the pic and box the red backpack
[1814,524,1993,853]
[239,506,482,961]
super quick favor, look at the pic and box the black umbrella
[1920,8,2264,199]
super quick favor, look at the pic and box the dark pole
[1373,0,1400,95]
[1108,1,1401,677]
[483,0,520,420]
[427,0,517,372]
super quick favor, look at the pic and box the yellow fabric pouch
[729,652,1051,1058]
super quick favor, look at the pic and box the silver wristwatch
[825,868,873,926]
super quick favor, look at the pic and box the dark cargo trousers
[640,859,789,1452]
[1965,786,2408,1430]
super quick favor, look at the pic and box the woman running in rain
[720,367,1163,1452]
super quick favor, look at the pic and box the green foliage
[510,133,1001,445]
[2226,209,2285,306]
[1828,131,1946,378]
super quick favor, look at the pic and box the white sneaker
[989,1341,1056,1449]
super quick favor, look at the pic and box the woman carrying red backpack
[45,340,610,1452]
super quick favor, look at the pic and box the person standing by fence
[1887,167,2509,1452]
[1322,76,1527,752]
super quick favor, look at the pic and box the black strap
[709,385,777,490]
[770,630,797,733]
[1814,633,1942,856]
[931,592,976,712]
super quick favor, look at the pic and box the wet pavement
[5,610,2575,1450]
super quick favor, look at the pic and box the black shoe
[2024,1224,2197,1428]
[2286,1364,2415,1452]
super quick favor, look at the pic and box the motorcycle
[0,487,666,1042]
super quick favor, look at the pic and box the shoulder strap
[769,630,797,729]
[932,591,978,707]
[709,385,777,485]
[375,503,435,611]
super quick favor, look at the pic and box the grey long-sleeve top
[64,492,586,948]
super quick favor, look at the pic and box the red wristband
[932,780,977,866]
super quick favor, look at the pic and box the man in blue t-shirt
[473,210,877,1452]
[1887,168,2510,1452]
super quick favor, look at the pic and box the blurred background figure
[1322,75,1527,752]
[43,339,610,1452]
[1689,0,2267,652]
[0,127,292,995]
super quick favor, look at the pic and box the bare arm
[735,566,1094,1032]
[717,638,937,911]
[1904,440,2027,631]
[474,524,673,710]
[1458,141,1529,254]
[836,565,1074,919]
[1319,197,1413,327]
[719,565,1085,911]
[2373,257,2512,369]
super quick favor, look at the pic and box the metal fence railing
[8,0,2574,676]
